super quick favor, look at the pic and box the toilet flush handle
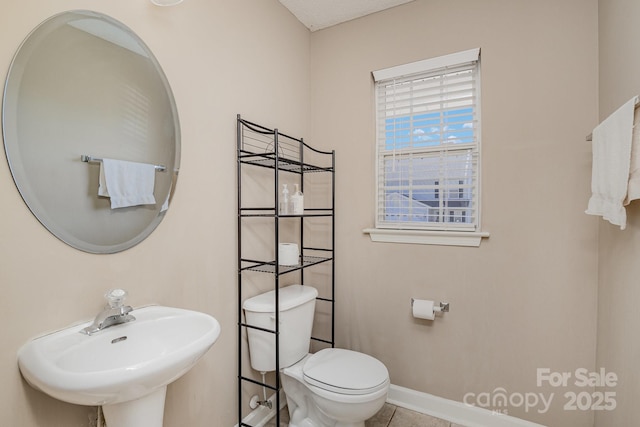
[269,315,282,324]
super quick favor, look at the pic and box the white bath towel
[586,96,638,229]
[98,158,156,209]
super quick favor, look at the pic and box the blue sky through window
[385,107,474,150]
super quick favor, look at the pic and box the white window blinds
[373,49,481,231]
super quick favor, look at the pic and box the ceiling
[278,0,416,32]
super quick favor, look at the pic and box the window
[365,49,488,246]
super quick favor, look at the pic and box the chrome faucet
[81,289,136,335]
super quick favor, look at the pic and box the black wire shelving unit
[237,115,335,427]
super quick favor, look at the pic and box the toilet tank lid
[243,284,318,313]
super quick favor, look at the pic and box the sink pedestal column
[102,386,167,427]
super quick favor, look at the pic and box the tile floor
[265,403,468,427]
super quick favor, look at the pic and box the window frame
[364,48,489,247]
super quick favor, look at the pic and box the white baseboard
[234,384,546,427]
[387,384,546,427]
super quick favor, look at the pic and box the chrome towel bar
[80,154,166,172]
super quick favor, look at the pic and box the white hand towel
[98,158,156,209]
[586,96,638,229]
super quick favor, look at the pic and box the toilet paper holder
[410,298,450,313]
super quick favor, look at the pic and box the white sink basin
[18,305,220,426]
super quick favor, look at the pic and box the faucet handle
[105,289,128,308]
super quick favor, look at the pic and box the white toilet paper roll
[412,299,435,320]
[278,243,299,266]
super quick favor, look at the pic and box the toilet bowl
[243,285,390,427]
[282,349,389,427]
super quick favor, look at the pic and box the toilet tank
[243,284,318,372]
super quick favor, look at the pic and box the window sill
[362,228,490,247]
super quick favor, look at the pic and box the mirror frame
[2,10,180,253]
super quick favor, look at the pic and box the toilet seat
[302,348,389,395]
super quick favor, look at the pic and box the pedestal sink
[17,305,221,427]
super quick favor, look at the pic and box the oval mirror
[3,10,180,253]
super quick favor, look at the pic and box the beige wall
[596,0,640,426]
[1,0,608,426]
[309,0,599,425]
[0,0,309,426]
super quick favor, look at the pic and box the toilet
[243,284,389,427]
